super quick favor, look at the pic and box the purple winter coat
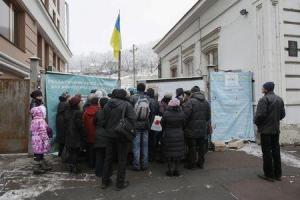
[30,106,51,154]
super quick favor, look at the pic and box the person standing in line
[254,82,285,182]
[30,106,52,175]
[161,98,185,177]
[175,88,184,105]
[182,90,191,105]
[130,83,151,171]
[159,94,172,116]
[100,89,136,190]
[64,95,85,174]
[94,97,109,178]
[56,92,70,157]
[147,88,160,162]
[183,86,211,169]
[83,95,100,169]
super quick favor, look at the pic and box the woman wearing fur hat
[161,98,186,177]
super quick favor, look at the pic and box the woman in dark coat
[94,97,109,177]
[55,92,70,157]
[64,95,85,173]
[161,98,185,177]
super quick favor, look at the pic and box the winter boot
[41,159,52,171]
[33,160,46,175]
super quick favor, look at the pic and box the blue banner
[210,72,254,141]
[45,72,117,141]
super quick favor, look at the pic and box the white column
[262,0,282,96]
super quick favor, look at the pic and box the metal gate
[0,80,29,153]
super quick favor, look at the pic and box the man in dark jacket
[130,83,151,170]
[100,89,136,190]
[147,88,160,162]
[254,82,285,182]
[183,86,211,169]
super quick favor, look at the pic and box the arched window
[183,56,194,77]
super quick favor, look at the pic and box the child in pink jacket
[30,106,52,174]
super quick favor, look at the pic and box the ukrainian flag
[110,13,122,60]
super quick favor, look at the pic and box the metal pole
[118,50,121,88]
[133,44,136,87]
[131,44,138,87]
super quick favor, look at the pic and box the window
[184,59,194,77]
[207,49,218,67]
[57,57,60,71]
[171,67,177,78]
[44,42,49,69]
[0,0,10,39]
[53,51,56,68]
[0,0,25,49]
[37,34,43,66]
[53,0,56,6]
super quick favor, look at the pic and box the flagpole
[118,50,121,88]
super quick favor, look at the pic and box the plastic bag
[151,116,162,131]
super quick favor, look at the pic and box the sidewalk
[0,144,299,200]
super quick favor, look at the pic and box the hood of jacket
[191,92,205,101]
[85,105,99,116]
[107,98,124,109]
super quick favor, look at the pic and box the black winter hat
[147,88,155,98]
[176,88,184,97]
[113,89,127,99]
[191,86,200,93]
[100,97,109,108]
[30,90,43,99]
[263,82,275,92]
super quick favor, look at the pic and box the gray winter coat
[183,92,211,139]
[254,92,285,135]
[130,93,150,130]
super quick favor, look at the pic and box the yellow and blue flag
[110,13,122,60]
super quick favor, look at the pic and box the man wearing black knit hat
[255,82,285,182]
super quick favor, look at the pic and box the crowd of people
[29,81,285,190]
[29,83,211,191]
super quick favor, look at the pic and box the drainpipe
[65,1,70,46]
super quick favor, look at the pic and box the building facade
[0,0,72,79]
[154,0,300,143]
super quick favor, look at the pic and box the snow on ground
[0,170,97,200]
[0,155,97,200]
[239,143,300,168]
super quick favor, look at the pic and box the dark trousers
[58,143,65,157]
[149,130,156,161]
[87,144,96,168]
[102,138,128,187]
[167,159,180,171]
[95,147,106,177]
[149,130,162,161]
[260,134,282,178]
[69,148,80,165]
[185,138,206,168]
